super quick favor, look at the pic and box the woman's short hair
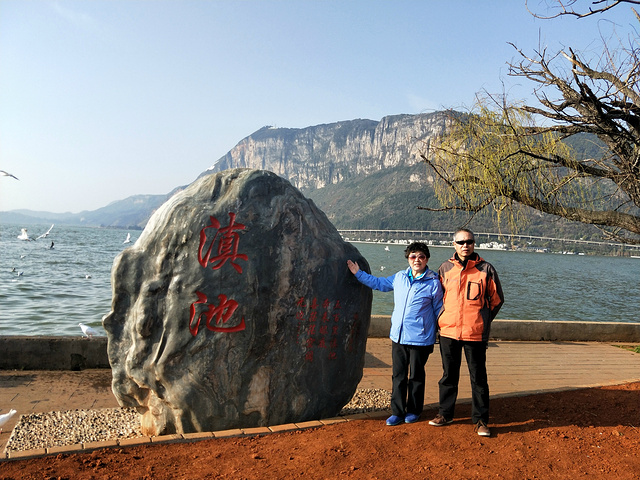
[404,242,430,259]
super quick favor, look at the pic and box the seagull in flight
[17,228,33,241]
[36,224,54,240]
[79,323,99,338]
[0,409,17,433]
[123,232,131,244]
[0,170,19,180]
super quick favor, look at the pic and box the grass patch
[616,345,640,353]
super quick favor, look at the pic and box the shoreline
[1,318,639,371]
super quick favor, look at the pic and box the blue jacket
[355,267,443,346]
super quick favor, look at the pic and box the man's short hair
[453,228,475,241]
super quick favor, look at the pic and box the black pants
[391,341,434,416]
[437,336,489,424]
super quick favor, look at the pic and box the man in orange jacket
[429,228,504,437]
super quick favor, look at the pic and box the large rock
[103,168,372,436]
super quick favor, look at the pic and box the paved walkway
[1,339,639,458]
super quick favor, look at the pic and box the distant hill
[0,112,610,242]
[1,194,173,229]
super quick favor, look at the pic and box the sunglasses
[455,239,475,246]
[408,254,427,260]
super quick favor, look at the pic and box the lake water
[0,224,638,336]
[358,242,639,324]
[0,224,135,336]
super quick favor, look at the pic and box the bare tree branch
[416,4,640,244]
[526,0,640,19]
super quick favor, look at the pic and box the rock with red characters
[103,168,372,436]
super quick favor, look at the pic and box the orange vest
[437,254,504,342]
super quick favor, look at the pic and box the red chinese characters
[190,212,247,336]
[296,297,343,362]
[198,212,248,273]
[189,291,246,336]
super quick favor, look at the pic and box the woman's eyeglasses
[408,254,427,260]
[455,239,475,246]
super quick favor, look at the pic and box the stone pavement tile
[84,440,119,450]
[294,420,323,429]
[183,431,215,441]
[151,434,184,444]
[319,417,347,425]
[485,341,640,395]
[0,387,19,401]
[6,448,47,460]
[119,436,152,447]
[361,367,392,377]
[241,427,271,435]
[213,428,243,438]
[268,424,298,433]
[47,443,84,455]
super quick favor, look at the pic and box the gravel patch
[339,388,391,415]
[5,408,141,452]
[5,388,390,452]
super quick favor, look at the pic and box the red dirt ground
[1,382,638,480]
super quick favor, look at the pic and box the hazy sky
[0,1,635,213]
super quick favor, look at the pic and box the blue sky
[0,1,635,213]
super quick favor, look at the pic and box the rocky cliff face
[203,112,449,191]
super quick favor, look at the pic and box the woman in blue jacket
[347,242,443,426]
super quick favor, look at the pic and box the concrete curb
[489,319,640,342]
[0,336,109,370]
[370,316,640,342]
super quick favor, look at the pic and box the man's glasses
[455,239,475,246]
[408,254,427,260]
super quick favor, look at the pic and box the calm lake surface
[0,224,638,336]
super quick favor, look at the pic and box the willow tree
[420,1,640,243]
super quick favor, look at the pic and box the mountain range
[1,111,602,240]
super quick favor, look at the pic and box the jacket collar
[404,267,437,281]
[451,252,482,269]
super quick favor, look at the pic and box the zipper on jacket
[398,271,423,343]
